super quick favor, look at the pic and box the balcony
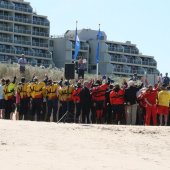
[15,6,32,13]
[14,28,31,35]
[14,40,31,46]
[142,61,157,66]
[16,50,34,56]
[32,42,48,48]
[0,3,14,10]
[0,15,13,21]
[32,31,49,37]
[34,52,51,58]
[0,48,15,54]
[0,26,13,32]
[0,37,13,43]
[108,46,139,54]
[33,20,50,26]
[113,68,144,75]
[14,17,32,24]
[111,57,142,65]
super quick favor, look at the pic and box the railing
[32,31,49,37]
[0,3,14,10]
[0,26,13,32]
[15,6,32,13]
[0,48,15,54]
[33,20,50,26]
[111,58,142,65]
[0,37,13,43]
[14,40,31,45]
[14,28,31,35]
[142,61,157,66]
[0,15,13,21]
[108,47,139,54]
[113,68,145,75]
[14,17,32,24]
[34,53,51,58]
[32,42,48,48]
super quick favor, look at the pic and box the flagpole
[74,20,78,63]
[96,24,100,79]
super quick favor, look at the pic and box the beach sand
[0,120,170,170]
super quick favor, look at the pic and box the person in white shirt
[18,54,27,73]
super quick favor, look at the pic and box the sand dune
[0,120,170,170]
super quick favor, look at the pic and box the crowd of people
[0,72,170,126]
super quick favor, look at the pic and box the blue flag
[96,29,102,64]
[73,28,80,61]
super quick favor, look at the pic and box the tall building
[0,0,52,66]
[50,29,159,76]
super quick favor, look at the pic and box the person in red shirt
[110,84,125,124]
[91,80,109,123]
[72,82,82,123]
[143,84,158,126]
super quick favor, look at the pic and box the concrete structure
[51,29,158,76]
[0,0,52,66]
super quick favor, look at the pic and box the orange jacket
[91,84,108,102]
[72,87,82,103]
[110,89,125,105]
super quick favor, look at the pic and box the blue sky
[28,0,170,75]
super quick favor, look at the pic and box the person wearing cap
[0,79,5,119]
[18,54,27,73]
[143,84,159,126]
[157,84,170,126]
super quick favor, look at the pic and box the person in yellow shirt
[157,84,170,126]
[29,77,46,121]
[3,76,16,119]
[17,77,30,120]
[45,79,60,122]
[58,80,74,122]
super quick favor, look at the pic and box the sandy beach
[0,120,170,170]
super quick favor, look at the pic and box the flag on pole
[96,28,102,64]
[73,27,80,61]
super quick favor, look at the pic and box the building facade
[51,29,158,76]
[0,0,52,66]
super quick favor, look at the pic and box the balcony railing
[0,48,15,54]
[113,68,145,75]
[15,6,32,13]
[14,28,31,35]
[111,58,142,65]
[32,42,48,48]
[142,61,157,66]
[0,4,14,10]
[14,40,31,45]
[0,37,13,43]
[14,17,32,24]
[108,47,139,54]
[33,20,50,26]
[0,26,13,32]
[34,53,51,58]
[32,31,49,37]
[0,15,13,21]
